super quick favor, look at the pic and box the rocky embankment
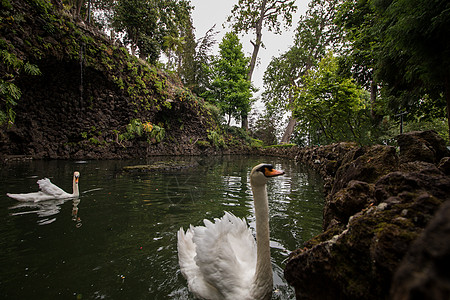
[0,0,219,160]
[262,130,450,300]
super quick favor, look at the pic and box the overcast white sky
[190,0,310,99]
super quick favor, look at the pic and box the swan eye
[257,164,272,174]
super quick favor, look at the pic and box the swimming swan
[7,171,80,202]
[177,164,284,299]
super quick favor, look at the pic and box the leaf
[23,62,42,76]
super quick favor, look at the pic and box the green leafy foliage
[0,48,41,125]
[120,119,165,144]
[336,0,450,140]
[263,0,343,123]
[293,52,373,145]
[111,0,192,63]
[205,32,253,126]
[249,111,278,146]
[207,130,225,149]
[179,26,217,97]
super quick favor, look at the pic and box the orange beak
[264,168,285,177]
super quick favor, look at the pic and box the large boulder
[330,145,398,195]
[285,165,450,300]
[285,131,450,300]
[323,145,398,230]
[397,130,450,163]
[390,200,450,300]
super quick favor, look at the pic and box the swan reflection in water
[72,198,82,228]
[8,188,102,226]
[9,198,82,227]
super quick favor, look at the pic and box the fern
[0,48,41,125]
[23,62,42,75]
[0,50,19,68]
[207,130,225,149]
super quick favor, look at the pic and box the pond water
[0,156,324,299]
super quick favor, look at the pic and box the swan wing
[37,178,70,198]
[7,191,58,202]
[191,212,257,299]
[178,226,223,299]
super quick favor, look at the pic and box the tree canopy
[293,52,371,145]
[337,0,450,138]
[261,0,449,144]
[205,32,253,126]
[111,0,192,63]
[263,0,343,142]
[227,0,297,129]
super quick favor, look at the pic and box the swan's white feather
[7,173,79,202]
[6,191,58,202]
[178,164,283,300]
[37,178,72,198]
[178,212,257,299]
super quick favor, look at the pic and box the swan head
[250,163,285,186]
[74,171,80,184]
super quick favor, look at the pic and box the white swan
[177,163,285,300]
[7,171,80,202]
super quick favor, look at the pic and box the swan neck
[251,182,273,299]
[73,177,79,197]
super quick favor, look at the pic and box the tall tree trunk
[242,0,267,131]
[76,0,83,18]
[281,85,298,143]
[247,0,266,81]
[280,115,296,143]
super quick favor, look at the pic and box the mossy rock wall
[0,0,217,159]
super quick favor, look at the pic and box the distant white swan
[177,163,284,300]
[7,171,80,202]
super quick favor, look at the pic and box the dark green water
[0,156,324,299]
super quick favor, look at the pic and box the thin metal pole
[394,111,408,134]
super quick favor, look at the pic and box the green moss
[196,140,211,148]
[250,138,264,148]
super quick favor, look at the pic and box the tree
[293,52,370,145]
[249,110,278,145]
[263,0,343,143]
[380,0,450,139]
[227,0,297,129]
[179,26,218,97]
[206,32,253,126]
[111,0,192,63]
[337,0,450,140]
[163,35,186,70]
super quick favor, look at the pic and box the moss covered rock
[285,132,450,300]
